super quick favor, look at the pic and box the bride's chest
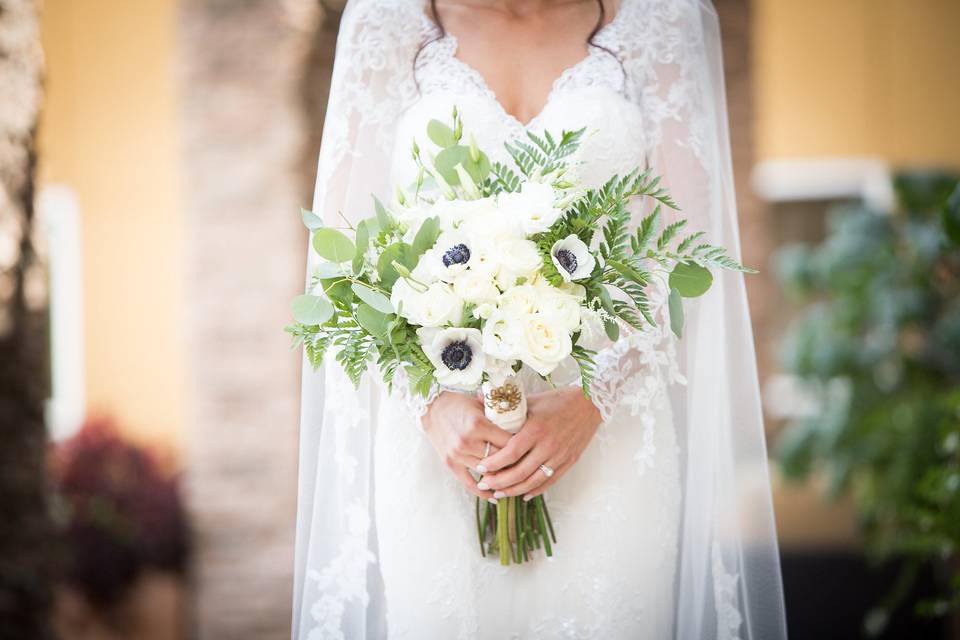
[390,36,648,190]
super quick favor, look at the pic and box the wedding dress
[292,1,787,639]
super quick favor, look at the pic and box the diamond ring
[539,464,554,478]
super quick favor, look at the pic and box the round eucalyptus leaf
[291,294,333,326]
[351,283,394,314]
[434,145,469,185]
[427,119,457,148]
[461,150,491,183]
[412,216,441,256]
[319,277,353,306]
[300,208,324,230]
[313,261,344,280]
[355,303,392,337]
[313,228,356,263]
[377,242,417,288]
[669,261,713,298]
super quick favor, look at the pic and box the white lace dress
[371,15,685,639]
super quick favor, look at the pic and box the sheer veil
[292,1,787,638]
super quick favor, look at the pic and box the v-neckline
[432,5,625,132]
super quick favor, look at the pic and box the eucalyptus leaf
[427,119,457,148]
[377,242,417,289]
[355,303,392,337]
[291,294,333,326]
[313,228,356,263]
[351,283,394,314]
[301,208,324,230]
[319,277,353,307]
[353,220,370,274]
[312,261,344,280]
[373,196,391,230]
[668,287,684,338]
[412,216,441,256]
[669,261,713,297]
[434,145,469,185]
[596,284,616,315]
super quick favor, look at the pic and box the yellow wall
[39,0,184,452]
[754,0,960,169]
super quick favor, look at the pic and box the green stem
[475,497,485,557]
[535,497,553,557]
[514,496,524,563]
[497,498,510,566]
[542,497,557,544]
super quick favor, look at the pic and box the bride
[292,0,787,638]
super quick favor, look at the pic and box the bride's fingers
[479,448,548,493]
[450,464,496,500]
[476,429,536,473]
[521,459,572,501]
[496,456,567,499]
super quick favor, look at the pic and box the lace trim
[392,367,441,427]
[712,542,745,640]
[305,503,377,640]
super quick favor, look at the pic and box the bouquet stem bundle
[477,494,555,565]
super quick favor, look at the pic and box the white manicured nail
[477,464,487,473]
[477,481,490,490]
[488,497,498,505]
[493,491,505,499]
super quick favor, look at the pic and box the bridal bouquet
[288,108,753,565]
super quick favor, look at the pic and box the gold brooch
[484,382,522,414]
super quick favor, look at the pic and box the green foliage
[775,171,960,627]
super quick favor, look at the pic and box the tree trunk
[0,1,54,639]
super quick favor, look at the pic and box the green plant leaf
[427,119,457,148]
[313,261,344,280]
[291,294,333,326]
[603,318,620,341]
[668,287,684,338]
[319,277,353,307]
[353,220,370,274]
[373,196,391,230]
[434,145,469,185]
[350,283,394,313]
[377,242,417,289]
[412,216,441,256]
[669,261,713,297]
[301,208,324,230]
[313,228,356,263]
[355,303,392,337]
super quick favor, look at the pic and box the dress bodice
[389,17,649,191]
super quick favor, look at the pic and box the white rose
[498,181,563,234]
[418,326,485,390]
[497,283,539,319]
[390,278,425,322]
[516,313,573,376]
[452,269,500,304]
[550,234,596,282]
[418,282,464,327]
[494,238,542,288]
[466,238,504,276]
[532,278,582,331]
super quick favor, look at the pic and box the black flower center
[440,340,473,371]
[555,248,578,274]
[442,243,471,267]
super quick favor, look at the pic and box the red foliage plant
[49,418,190,606]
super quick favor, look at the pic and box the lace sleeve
[585,278,686,424]
[391,368,441,428]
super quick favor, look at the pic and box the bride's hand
[476,386,602,501]
[422,391,513,501]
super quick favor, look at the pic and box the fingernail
[477,481,489,490]
[477,464,487,473]
[523,494,533,502]
[493,491,505,499]
[488,497,498,505]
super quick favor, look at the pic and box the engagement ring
[539,464,554,478]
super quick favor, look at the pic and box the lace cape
[293,1,787,638]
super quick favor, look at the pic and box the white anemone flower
[417,327,485,390]
[550,234,596,282]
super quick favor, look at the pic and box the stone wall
[178,1,331,637]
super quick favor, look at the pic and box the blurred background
[0,0,957,638]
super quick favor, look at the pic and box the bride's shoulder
[340,0,428,30]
